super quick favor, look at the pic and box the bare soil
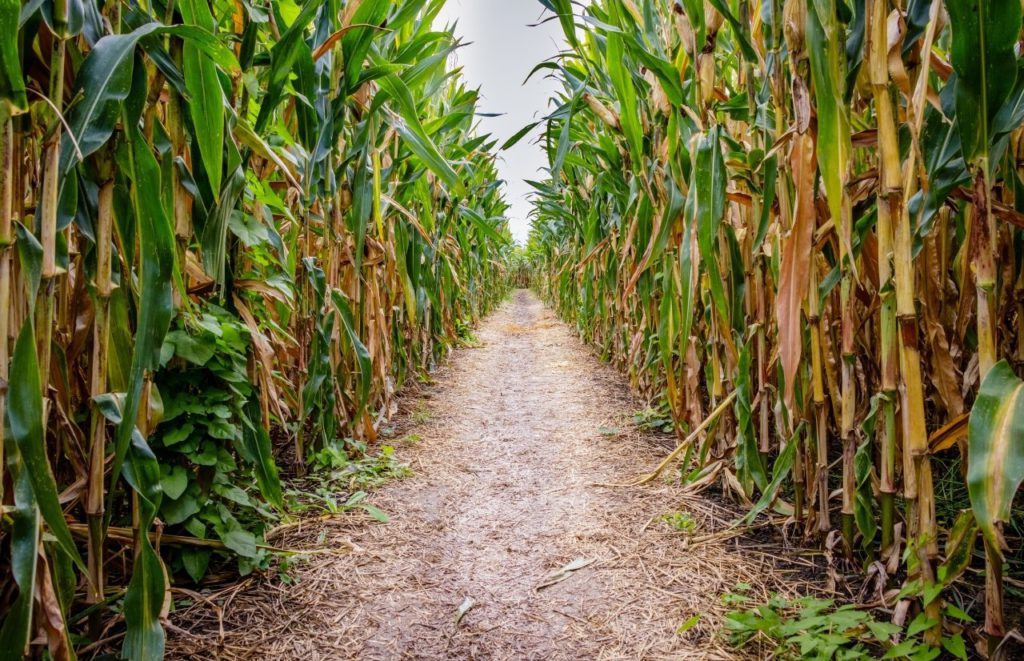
[168,289,793,660]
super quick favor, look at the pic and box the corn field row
[0,0,511,657]
[525,0,1024,652]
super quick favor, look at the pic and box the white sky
[435,0,566,243]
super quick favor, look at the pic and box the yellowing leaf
[967,361,1024,559]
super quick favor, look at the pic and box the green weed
[632,403,675,433]
[722,588,970,661]
[285,441,409,523]
[659,511,698,534]
[411,402,433,425]
[308,441,412,490]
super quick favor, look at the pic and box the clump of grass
[411,402,433,425]
[659,511,697,533]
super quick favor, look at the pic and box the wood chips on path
[167,289,796,660]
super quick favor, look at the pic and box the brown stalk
[37,34,67,393]
[86,179,114,633]
[895,0,943,643]
[867,0,900,555]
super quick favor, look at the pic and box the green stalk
[0,120,12,503]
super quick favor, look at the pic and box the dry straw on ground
[167,291,811,660]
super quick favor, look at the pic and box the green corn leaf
[110,123,176,489]
[392,115,463,194]
[0,0,26,119]
[341,0,390,92]
[550,92,581,186]
[705,0,758,62]
[678,186,700,365]
[538,0,577,46]
[394,36,459,91]
[333,291,373,414]
[605,32,643,166]
[200,168,245,287]
[377,73,463,194]
[854,438,877,547]
[39,0,85,38]
[112,116,176,661]
[59,21,235,209]
[387,0,430,34]
[753,155,777,251]
[741,426,800,525]
[394,226,418,325]
[735,341,767,495]
[460,206,510,246]
[693,127,730,331]
[967,360,1024,560]
[254,0,325,133]
[349,147,372,274]
[122,524,165,661]
[165,25,240,72]
[179,0,224,198]
[502,121,541,150]
[621,38,683,108]
[806,0,851,239]
[14,222,42,302]
[58,23,161,183]
[0,447,41,656]
[657,256,676,379]
[947,0,1021,167]
[240,398,284,510]
[7,321,84,571]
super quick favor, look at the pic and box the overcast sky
[435,0,565,244]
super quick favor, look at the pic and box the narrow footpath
[169,290,788,660]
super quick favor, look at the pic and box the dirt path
[169,290,785,660]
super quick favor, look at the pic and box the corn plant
[0,0,511,657]
[525,0,1024,649]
